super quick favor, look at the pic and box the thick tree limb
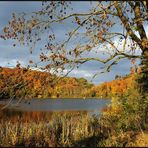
[114,1,143,50]
[128,2,147,41]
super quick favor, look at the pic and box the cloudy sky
[0,1,143,85]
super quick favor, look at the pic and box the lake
[0,98,111,147]
[0,98,110,121]
[0,98,110,112]
[0,98,111,125]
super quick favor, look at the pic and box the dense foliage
[0,66,142,100]
[88,73,137,98]
[0,66,147,147]
[0,108,147,147]
[0,1,148,147]
[0,67,93,99]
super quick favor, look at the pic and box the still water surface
[0,98,110,111]
[0,98,111,120]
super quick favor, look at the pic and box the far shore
[0,97,110,102]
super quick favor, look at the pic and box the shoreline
[0,97,110,101]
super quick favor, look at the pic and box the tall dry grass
[0,110,103,147]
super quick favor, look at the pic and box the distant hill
[0,67,93,99]
[86,73,137,98]
[0,67,138,100]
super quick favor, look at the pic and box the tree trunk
[138,49,148,93]
[138,49,148,125]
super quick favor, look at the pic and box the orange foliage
[90,74,137,98]
[0,67,93,99]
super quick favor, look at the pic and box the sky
[0,1,144,85]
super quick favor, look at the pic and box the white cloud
[70,69,93,78]
[0,58,25,67]
[0,2,146,85]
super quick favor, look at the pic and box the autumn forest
[0,1,148,147]
[0,66,138,100]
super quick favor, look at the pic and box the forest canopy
[0,67,138,100]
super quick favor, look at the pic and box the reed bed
[0,111,103,147]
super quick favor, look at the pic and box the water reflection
[0,98,110,127]
[0,103,109,147]
[0,98,110,111]
[0,107,97,123]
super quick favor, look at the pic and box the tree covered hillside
[0,67,93,99]
[81,65,140,99]
[0,66,140,100]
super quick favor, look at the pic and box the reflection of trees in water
[1,109,88,122]
[0,109,53,122]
